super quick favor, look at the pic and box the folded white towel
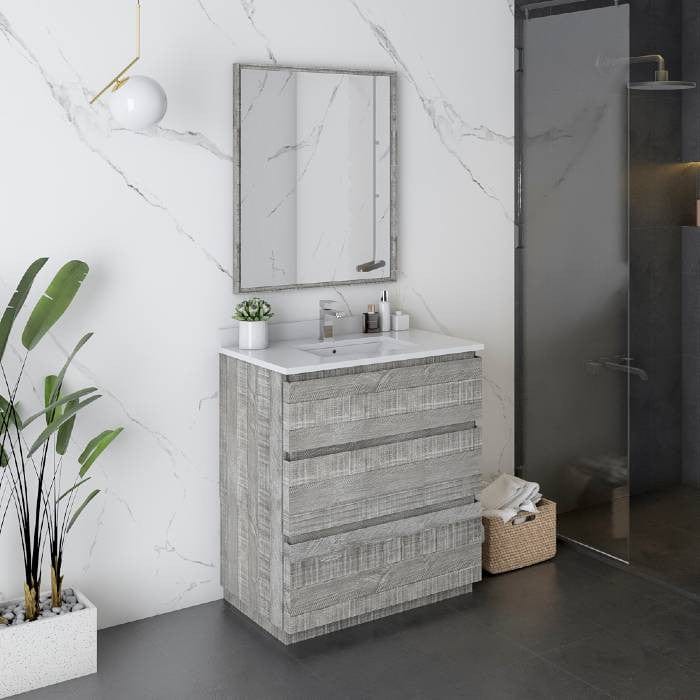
[479,474,541,523]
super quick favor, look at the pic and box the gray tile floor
[20,544,700,700]
[630,485,700,596]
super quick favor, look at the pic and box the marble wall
[0,0,514,628]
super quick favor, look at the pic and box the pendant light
[90,1,167,130]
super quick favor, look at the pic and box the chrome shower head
[629,80,696,91]
[627,53,696,91]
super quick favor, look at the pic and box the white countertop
[219,328,484,375]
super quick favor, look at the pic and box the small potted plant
[234,297,274,350]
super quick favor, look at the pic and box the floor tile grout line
[556,559,699,610]
[425,620,616,700]
[559,541,700,603]
[662,654,700,678]
[456,606,614,667]
[526,648,615,697]
[533,624,693,686]
[463,568,698,694]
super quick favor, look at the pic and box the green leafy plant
[233,297,274,322]
[40,370,124,608]
[0,259,123,620]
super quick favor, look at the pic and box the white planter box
[0,590,96,698]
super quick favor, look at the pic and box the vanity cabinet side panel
[220,355,238,593]
[220,356,284,637]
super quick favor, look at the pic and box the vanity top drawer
[284,428,482,541]
[283,501,483,635]
[283,357,482,462]
[284,356,482,403]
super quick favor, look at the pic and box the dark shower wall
[682,225,700,488]
[682,0,700,161]
[629,0,684,495]
[630,0,700,493]
[682,1,700,488]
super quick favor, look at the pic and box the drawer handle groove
[284,494,477,545]
[285,421,477,462]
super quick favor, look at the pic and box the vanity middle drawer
[283,429,481,540]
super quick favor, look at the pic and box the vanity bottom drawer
[283,502,482,635]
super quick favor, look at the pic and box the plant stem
[24,582,39,621]
[51,565,63,608]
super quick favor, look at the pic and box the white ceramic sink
[296,336,413,359]
[220,328,484,375]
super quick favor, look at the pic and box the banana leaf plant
[39,370,123,607]
[0,258,123,620]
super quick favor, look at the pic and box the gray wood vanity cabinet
[220,352,483,644]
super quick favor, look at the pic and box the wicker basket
[482,498,557,574]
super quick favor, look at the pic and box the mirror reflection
[235,65,395,291]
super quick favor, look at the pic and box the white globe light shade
[108,75,167,130]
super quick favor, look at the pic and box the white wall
[0,0,514,628]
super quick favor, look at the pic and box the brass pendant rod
[90,0,141,104]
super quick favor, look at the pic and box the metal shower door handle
[586,357,649,381]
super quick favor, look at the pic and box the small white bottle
[379,290,391,332]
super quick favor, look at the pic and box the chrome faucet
[319,300,345,340]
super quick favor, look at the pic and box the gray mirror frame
[233,63,398,293]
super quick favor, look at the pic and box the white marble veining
[0,0,513,628]
[221,328,484,374]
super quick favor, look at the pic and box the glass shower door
[517,2,631,561]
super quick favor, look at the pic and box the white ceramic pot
[0,590,97,698]
[238,320,269,350]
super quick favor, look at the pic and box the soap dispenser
[379,290,391,332]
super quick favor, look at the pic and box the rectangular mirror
[234,64,397,292]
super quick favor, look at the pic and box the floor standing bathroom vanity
[220,329,484,643]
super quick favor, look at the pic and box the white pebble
[72,603,85,611]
